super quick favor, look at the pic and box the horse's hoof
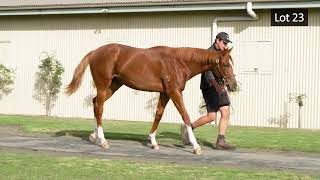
[193,147,202,155]
[89,133,97,144]
[152,144,160,150]
[100,141,110,149]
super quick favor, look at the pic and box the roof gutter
[0,3,245,16]
[211,2,258,44]
[0,1,319,16]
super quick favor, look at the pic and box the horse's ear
[226,42,233,51]
[221,47,232,56]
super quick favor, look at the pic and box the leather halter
[215,56,236,86]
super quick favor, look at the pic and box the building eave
[0,1,319,16]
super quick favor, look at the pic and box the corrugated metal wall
[220,9,320,129]
[0,12,213,124]
[0,10,319,129]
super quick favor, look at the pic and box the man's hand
[211,79,226,94]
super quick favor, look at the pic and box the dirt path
[0,126,319,175]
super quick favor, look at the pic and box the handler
[181,32,235,150]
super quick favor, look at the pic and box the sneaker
[215,138,236,150]
[180,124,191,145]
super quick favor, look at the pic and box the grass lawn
[0,114,320,153]
[0,153,318,180]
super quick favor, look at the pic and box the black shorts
[201,87,230,113]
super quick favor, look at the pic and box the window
[0,41,11,64]
[239,41,273,74]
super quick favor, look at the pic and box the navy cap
[216,32,232,43]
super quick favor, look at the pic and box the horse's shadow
[54,130,213,149]
[54,130,146,143]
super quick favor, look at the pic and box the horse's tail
[65,52,91,96]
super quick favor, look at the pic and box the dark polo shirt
[200,44,219,89]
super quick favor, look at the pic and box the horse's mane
[176,48,219,65]
[229,54,234,65]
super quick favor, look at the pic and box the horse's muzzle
[226,82,238,92]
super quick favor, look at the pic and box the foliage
[289,93,307,128]
[146,93,159,116]
[228,81,241,96]
[33,51,64,116]
[289,93,307,107]
[133,90,159,116]
[267,113,290,128]
[84,80,96,108]
[0,64,15,99]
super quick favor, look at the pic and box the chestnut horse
[66,43,237,154]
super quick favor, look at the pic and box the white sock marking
[186,125,200,149]
[149,132,157,145]
[96,126,105,139]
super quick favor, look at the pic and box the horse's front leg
[168,89,201,154]
[148,93,170,149]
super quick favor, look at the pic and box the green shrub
[33,52,64,116]
[0,64,15,99]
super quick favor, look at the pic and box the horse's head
[212,48,238,92]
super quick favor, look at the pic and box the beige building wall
[220,9,320,129]
[0,10,319,129]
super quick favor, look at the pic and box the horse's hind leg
[148,93,170,150]
[89,78,122,149]
[89,86,109,148]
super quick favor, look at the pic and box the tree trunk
[46,94,51,116]
[298,106,301,128]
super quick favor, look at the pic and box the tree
[84,81,96,108]
[33,51,64,116]
[146,93,159,116]
[0,64,15,99]
[267,113,290,128]
[289,93,306,128]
